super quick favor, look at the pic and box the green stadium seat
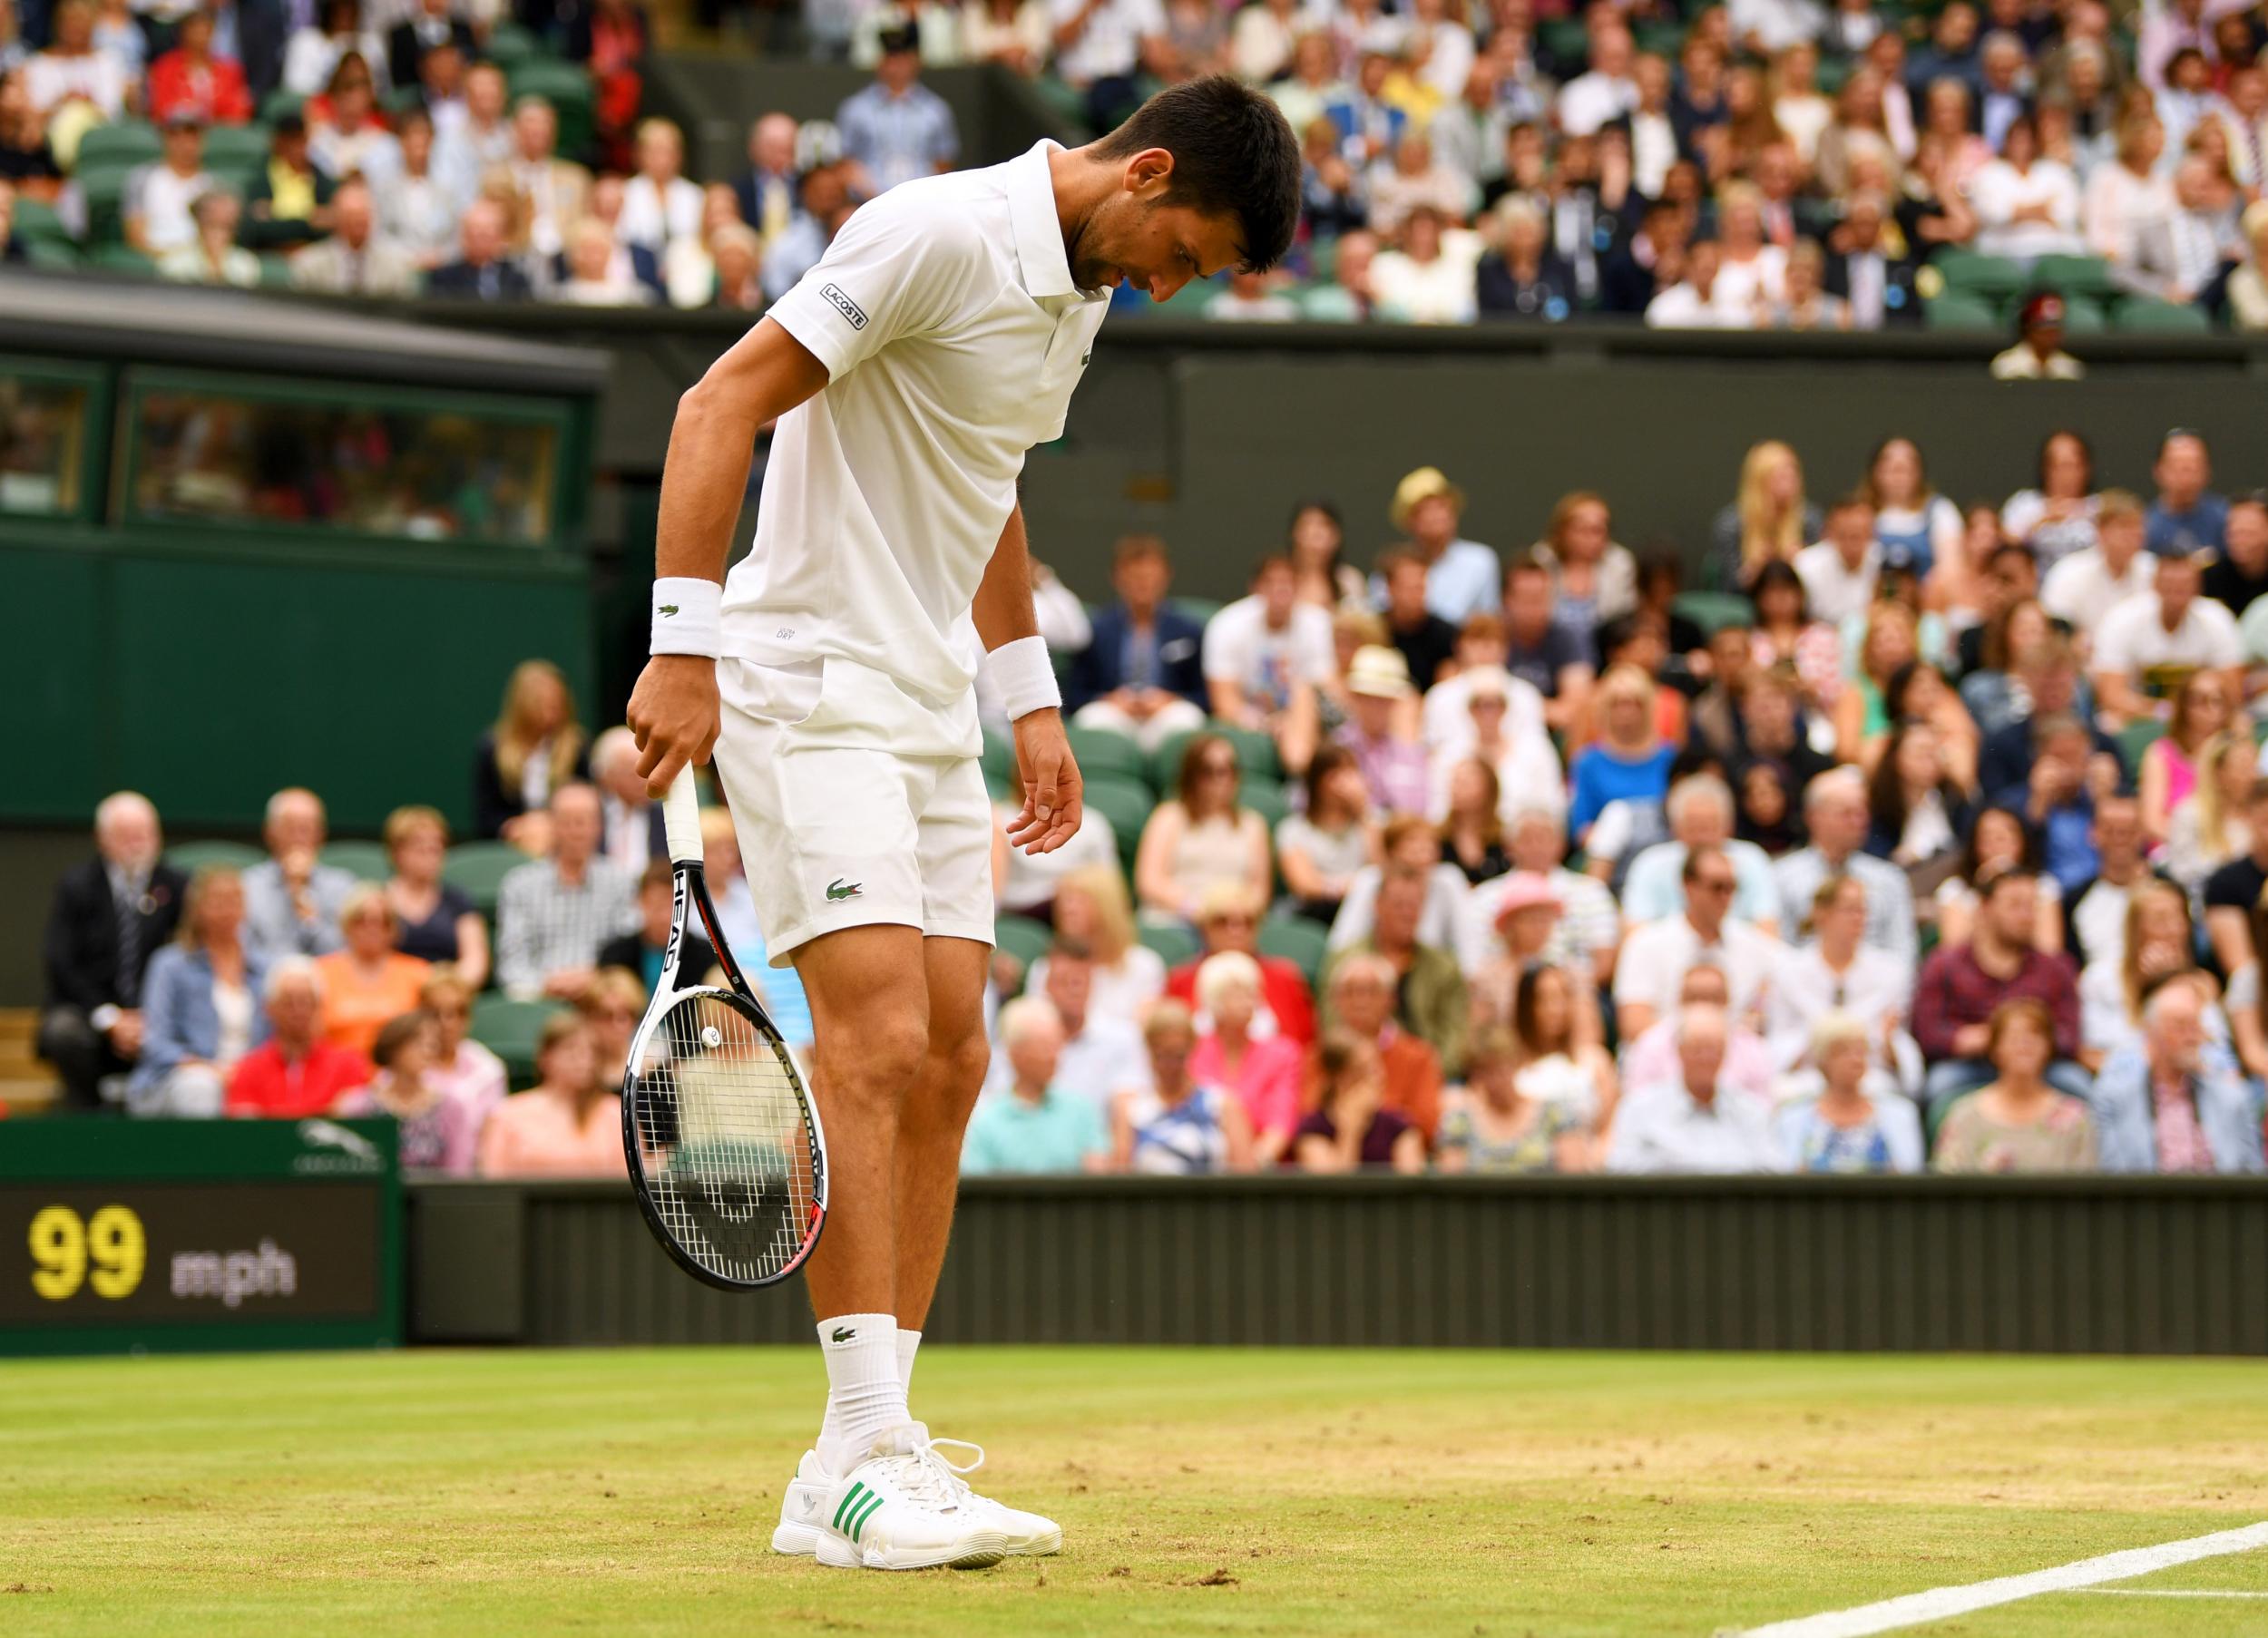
[2057,293,2107,333]
[484,21,539,63]
[2117,297,2211,334]
[2030,253,2118,300]
[992,913,1053,982]
[91,243,158,276]
[1240,775,1289,832]
[1256,914,1330,986]
[12,197,73,247]
[74,121,161,170]
[1539,18,1589,73]
[1632,20,1686,57]
[167,840,266,874]
[1672,590,1755,636]
[441,840,528,913]
[202,123,272,171]
[1167,596,1223,624]
[1152,720,1280,792]
[470,995,568,1085]
[1079,773,1157,873]
[1925,291,2001,331]
[258,251,295,288]
[1136,916,1202,970]
[259,87,305,123]
[1064,723,1149,785]
[1933,249,2026,302]
[76,160,138,245]
[507,60,595,155]
[981,727,1018,792]
[319,840,393,882]
[2115,717,2165,775]
[24,239,78,268]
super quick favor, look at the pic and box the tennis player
[626,78,1300,1572]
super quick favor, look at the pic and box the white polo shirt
[2091,594,2243,683]
[721,141,1111,757]
[1610,914,1783,1025]
[1793,539,1882,626]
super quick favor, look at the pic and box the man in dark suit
[426,197,533,300]
[1063,533,1209,750]
[600,860,715,998]
[732,111,803,251]
[1822,192,1922,329]
[387,0,477,102]
[38,793,189,1112]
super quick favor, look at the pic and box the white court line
[2075,1588,2268,1599]
[1740,1521,2268,1637]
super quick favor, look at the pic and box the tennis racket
[621,767,828,1291]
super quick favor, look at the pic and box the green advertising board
[0,1118,403,1357]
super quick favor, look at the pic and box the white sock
[815,1314,905,1477]
[816,1327,925,1469]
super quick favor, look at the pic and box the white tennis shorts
[712,657,996,968]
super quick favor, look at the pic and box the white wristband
[982,635,1061,721]
[650,578,722,658]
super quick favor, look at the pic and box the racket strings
[630,991,819,1285]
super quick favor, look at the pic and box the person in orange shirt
[226,957,373,1117]
[315,885,430,1058]
[1307,951,1443,1145]
[476,1012,626,1178]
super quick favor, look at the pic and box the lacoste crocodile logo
[659,603,679,616]
[826,879,863,902]
[831,1325,856,1342]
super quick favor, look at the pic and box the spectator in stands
[1315,949,1442,1145]
[0,73,63,190]
[998,940,1147,1111]
[2229,201,2268,331]
[336,1009,480,1174]
[1614,844,1782,1042]
[1501,552,1592,737]
[474,658,590,843]
[427,195,533,299]
[1030,865,1163,1029]
[1568,664,1675,848]
[24,0,130,124]
[312,886,430,1058]
[38,791,187,1112]
[572,0,648,172]
[2085,113,2173,271]
[2138,670,2234,843]
[732,111,802,250]
[1531,490,1637,654]
[1497,806,1614,983]
[1968,112,2084,262]
[1712,439,1820,594]
[415,965,504,1146]
[1201,553,1330,765]
[435,59,512,208]
[1465,870,1565,1027]
[1644,239,1728,329]
[1377,550,1458,690]
[1989,290,2085,382]
[2091,980,2263,1174]
[1600,199,1691,317]
[706,220,765,310]
[1864,719,1971,878]
[125,111,216,258]
[1383,465,1501,626]
[1188,950,1305,1160]
[223,954,374,1119]
[495,783,639,1000]
[836,23,958,197]
[1113,999,1255,1174]
[1431,674,1561,839]
[2000,431,2101,576]
[385,0,471,109]
[1278,743,1377,924]
[1334,645,1428,816]
[1286,499,1362,611]
[2129,155,2241,307]
[586,726,660,877]
[1766,873,1914,1096]
[1293,1029,1425,1173]
[1914,866,2087,1109]
[599,858,712,998]
[575,965,644,1088]
[1931,997,2098,1172]
[963,0,1051,75]
[1821,191,1917,331]
[1160,882,1315,1043]
[1133,733,1272,925]
[374,107,457,268]
[1065,533,1207,750]
[375,805,484,986]
[2204,494,2268,617]
[2090,552,2243,730]
[1774,1013,1925,1174]
[1606,1003,1784,1174]
[2146,429,2229,558]
[239,115,336,251]
[484,94,587,269]
[241,787,356,960]
[131,866,268,1117]
[2079,879,2214,1066]
[1320,866,1466,1075]
[288,174,418,296]
[1369,202,1480,324]
[558,214,655,304]
[1329,814,1478,966]
[1622,773,1782,931]
[1502,955,1614,1126]
[307,51,398,184]
[153,187,255,284]
[478,1013,626,1177]
[1434,1024,1589,1174]
[761,161,855,300]
[284,0,386,99]
[2040,488,2151,631]
[2164,736,2251,900]
[610,115,700,256]
[1931,803,2063,951]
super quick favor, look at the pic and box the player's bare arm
[976,503,1084,855]
[628,317,832,795]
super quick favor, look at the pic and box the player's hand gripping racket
[621,768,827,1290]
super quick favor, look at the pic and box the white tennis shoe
[773,1430,1061,1562]
[811,1424,1009,1572]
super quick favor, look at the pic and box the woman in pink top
[476,1013,626,1178]
[2139,671,2234,848]
[418,967,506,1136]
[1187,951,1305,1165]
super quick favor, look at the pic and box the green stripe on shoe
[833,1483,866,1531]
[848,1491,885,1542]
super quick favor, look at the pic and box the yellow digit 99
[26,1204,146,1302]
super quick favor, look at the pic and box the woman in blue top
[1113,999,1255,1175]
[1862,436,1963,581]
[132,867,271,1117]
[1775,1014,1925,1174]
[1568,664,1677,846]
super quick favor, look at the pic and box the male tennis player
[626,78,1300,1572]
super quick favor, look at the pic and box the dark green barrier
[0,1118,403,1356]
[406,1175,2268,1356]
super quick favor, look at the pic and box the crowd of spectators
[36,423,2268,1180]
[9,0,2268,332]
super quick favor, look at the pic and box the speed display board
[0,1118,402,1356]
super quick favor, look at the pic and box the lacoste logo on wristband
[820,283,868,329]
[660,604,679,616]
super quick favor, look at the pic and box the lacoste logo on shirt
[820,283,868,330]
[1080,348,1091,366]
[831,1324,856,1341]
[826,879,863,902]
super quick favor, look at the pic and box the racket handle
[663,766,704,866]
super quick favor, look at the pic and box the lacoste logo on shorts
[826,879,863,902]
[819,283,868,329]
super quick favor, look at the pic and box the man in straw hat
[1376,465,1505,624]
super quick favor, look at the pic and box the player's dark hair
[1092,75,1301,272]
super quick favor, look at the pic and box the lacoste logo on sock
[831,1325,856,1342]
[826,879,862,902]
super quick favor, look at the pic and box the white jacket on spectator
[1967,158,2085,260]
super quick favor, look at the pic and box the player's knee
[934,1029,991,1113]
[832,1012,930,1095]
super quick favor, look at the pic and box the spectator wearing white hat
[1375,465,1504,626]
[1334,645,1431,817]
[1423,668,1565,824]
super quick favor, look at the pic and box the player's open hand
[1007,707,1083,854]
[628,654,721,797]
